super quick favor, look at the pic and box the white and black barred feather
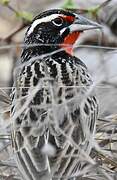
[11,51,98,180]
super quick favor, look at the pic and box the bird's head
[24,9,101,56]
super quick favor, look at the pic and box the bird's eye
[52,17,63,27]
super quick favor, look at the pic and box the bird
[10,9,100,180]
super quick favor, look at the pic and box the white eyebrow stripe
[27,14,62,36]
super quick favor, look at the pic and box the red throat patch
[60,32,80,55]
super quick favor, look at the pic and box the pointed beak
[69,14,102,32]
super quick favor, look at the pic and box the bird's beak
[69,14,102,32]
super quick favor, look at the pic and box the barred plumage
[10,9,100,180]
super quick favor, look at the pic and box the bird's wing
[11,60,51,179]
[0,89,11,113]
[48,56,99,178]
[73,55,98,144]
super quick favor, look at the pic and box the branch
[0,0,32,43]
[1,22,29,43]
[0,0,33,21]
[66,0,112,15]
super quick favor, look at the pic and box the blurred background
[0,0,117,179]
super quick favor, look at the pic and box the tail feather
[14,134,50,180]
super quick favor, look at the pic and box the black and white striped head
[24,9,101,55]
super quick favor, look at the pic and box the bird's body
[11,9,99,180]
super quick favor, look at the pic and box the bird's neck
[21,43,60,62]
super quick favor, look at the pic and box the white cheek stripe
[27,14,62,36]
[60,27,67,35]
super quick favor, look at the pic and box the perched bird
[11,9,100,180]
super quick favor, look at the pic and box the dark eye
[52,17,63,27]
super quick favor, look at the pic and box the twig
[66,0,112,15]
[92,150,117,169]
[0,1,31,43]
[6,3,19,15]
[66,8,89,14]
[98,0,112,9]
[0,142,11,153]
[1,23,29,43]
